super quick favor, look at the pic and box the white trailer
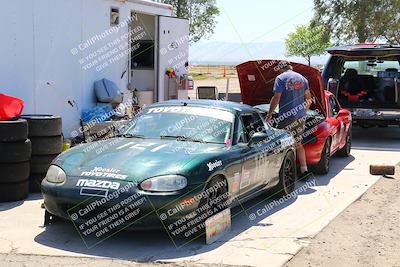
[0,0,190,137]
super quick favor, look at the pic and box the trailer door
[158,16,189,101]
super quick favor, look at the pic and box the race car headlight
[45,165,66,184]
[140,175,187,192]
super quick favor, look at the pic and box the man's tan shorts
[278,119,306,144]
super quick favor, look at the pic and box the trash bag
[0,94,24,121]
[94,79,122,104]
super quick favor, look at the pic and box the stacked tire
[22,115,63,193]
[0,119,31,202]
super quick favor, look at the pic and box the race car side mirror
[249,132,269,146]
[337,109,349,119]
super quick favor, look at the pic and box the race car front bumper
[41,178,205,230]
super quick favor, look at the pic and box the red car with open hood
[236,60,352,174]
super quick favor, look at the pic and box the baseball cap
[276,60,292,70]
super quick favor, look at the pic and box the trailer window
[110,8,120,26]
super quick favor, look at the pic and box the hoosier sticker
[207,160,223,171]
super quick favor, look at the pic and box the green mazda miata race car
[42,100,296,240]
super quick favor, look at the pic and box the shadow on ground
[0,193,42,212]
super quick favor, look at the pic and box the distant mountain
[189,41,329,66]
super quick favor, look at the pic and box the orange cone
[223,66,227,78]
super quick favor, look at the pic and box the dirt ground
[0,254,242,267]
[286,174,400,267]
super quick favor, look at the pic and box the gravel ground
[286,174,400,267]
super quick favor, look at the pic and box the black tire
[0,162,30,183]
[313,138,331,175]
[201,176,229,216]
[0,119,28,142]
[21,115,62,137]
[337,130,352,157]
[0,139,32,163]
[274,151,296,197]
[0,180,29,202]
[30,136,63,156]
[29,174,46,193]
[30,154,58,174]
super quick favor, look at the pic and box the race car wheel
[0,162,30,183]
[21,115,62,137]
[30,136,63,156]
[313,138,331,175]
[0,119,28,142]
[337,130,352,157]
[274,151,296,197]
[0,180,29,203]
[0,139,32,163]
[200,176,229,218]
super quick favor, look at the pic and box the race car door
[158,16,189,101]
[237,112,276,197]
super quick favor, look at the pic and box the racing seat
[340,69,367,103]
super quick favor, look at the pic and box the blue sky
[209,0,315,43]
[189,0,326,65]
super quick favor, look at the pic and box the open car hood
[236,60,326,114]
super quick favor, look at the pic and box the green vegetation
[313,0,400,44]
[285,24,331,66]
[163,0,220,43]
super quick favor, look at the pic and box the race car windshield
[123,106,234,144]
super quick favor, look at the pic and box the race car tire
[199,176,230,218]
[21,115,62,137]
[0,140,32,163]
[337,130,352,157]
[30,136,63,156]
[313,138,331,175]
[175,176,228,239]
[30,155,58,174]
[0,162,30,183]
[0,180,29,202]
[29,174,46,193]
[0,119,28,142]
[274,151,296,197]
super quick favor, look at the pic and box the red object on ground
[0,94,25,121]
